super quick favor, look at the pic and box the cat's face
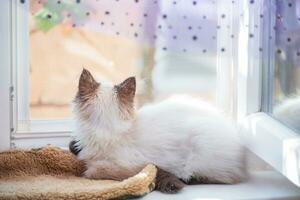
[74,69,136,125]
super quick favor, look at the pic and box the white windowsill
[141,170,300,200]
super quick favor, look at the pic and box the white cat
[72,69,247,189]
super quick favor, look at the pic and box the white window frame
[6,0,72,148]
[236,0,300,187]
[0,0,300,187]
[0,0,12,151]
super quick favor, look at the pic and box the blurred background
[272,0,300,132]
[29,0,218,119]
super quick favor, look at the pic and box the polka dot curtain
[30,0,219,54]
[272,0,300,99]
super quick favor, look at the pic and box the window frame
[0,0,12,151]
[7,0,72,148]
[236,0,300,187]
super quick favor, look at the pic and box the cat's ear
[115,77,136,105]
[78,68,99,99]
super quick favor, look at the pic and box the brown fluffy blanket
[0,146,157,200]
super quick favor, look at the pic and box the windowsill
[141,170,300,200]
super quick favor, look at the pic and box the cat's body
[73,69,247,191]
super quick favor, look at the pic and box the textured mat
[0,146,156,200]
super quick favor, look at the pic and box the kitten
[71,69,247,193]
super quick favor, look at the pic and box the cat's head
[74,68,136,133]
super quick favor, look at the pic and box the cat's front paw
[156,177,185,194]
[155,168,185,194]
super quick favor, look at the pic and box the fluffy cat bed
[0,146,157,200]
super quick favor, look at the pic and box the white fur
[74,82,247,183]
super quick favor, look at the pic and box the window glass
[270,0,300,132]
[29,0,232,119]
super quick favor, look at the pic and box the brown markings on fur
[114,77,136,119]
[155,167,185,194]
[185,176,213,184]
[84,163,139,181]
[75,68,99,105]
[187,174,245,184]
[74,68,100,120]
